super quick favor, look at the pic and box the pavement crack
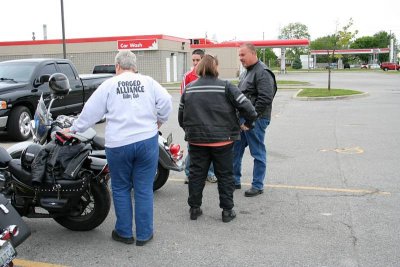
[341,221,358,248]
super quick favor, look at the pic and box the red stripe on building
[0,34,190,46]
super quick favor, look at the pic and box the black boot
[189,207,203,220]
[222,209,236,223]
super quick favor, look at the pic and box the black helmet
[49,73,70,96]
[21,144,42,171]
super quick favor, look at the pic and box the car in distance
[344,63,350,69]
[380,62,400,71]
[368,63,381,69]
[325,63,338,69]
[361,63,380,69]
[92,64,116,74]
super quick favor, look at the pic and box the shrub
[292,57,302,69]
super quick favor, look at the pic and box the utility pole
[60,0,66,59]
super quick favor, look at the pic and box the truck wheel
[8,106,32,141]
[153,163,169,191]
[383,67,388,71]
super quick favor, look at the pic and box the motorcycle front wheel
[153,163,169,191]
[53,182,111,231]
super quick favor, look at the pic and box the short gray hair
[115,50,137,71]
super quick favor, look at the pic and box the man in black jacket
[179,54,257,222]
[233,43,277,197]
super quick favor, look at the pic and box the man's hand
[157,121,162,129]
[60,127,72,137]
[240,124,249,131]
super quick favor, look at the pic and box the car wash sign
[117,39,158,50]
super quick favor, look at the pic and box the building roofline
[0,34,190,46]
[191,39,310,48]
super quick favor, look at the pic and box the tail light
[100,164,109,175]
[169,144,180,156]
[168,143,183,161]
[0,225,19,241]
[100,164,110,182]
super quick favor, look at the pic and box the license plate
[0,241,16,267]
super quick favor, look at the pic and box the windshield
[0,62,36,83]
[33,94,50,144]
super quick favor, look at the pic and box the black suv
[93,64,116,74]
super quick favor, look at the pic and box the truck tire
[383,67,388,71]
[8,106,32,141]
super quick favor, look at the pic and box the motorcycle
[0,193,31,267]
[7,78,184,192]
[0,73,111,231]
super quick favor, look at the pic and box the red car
[380,62,400,71]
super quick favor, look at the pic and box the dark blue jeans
[233,118,270,190]
[105,134,158,241]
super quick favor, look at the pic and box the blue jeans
[185,143,215,177]
[105,134,158,241]
[233,118,270,190]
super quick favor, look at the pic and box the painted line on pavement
[13,259,68,267]
[168,178,390,196]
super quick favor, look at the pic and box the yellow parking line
[168,178,390,195]
[13,259,69,267]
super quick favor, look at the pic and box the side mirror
[33,74,51,88]
[39,75,51,83]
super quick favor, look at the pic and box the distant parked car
[361,63,380,69]
[93,64,116,74]
[344,63,350,69]
[325,63,338,69]
[380,62,400,71]
[368,63,381,69]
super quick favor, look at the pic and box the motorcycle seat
[92,135,105,150]
[8,159,87,191]
[8,159,33,186]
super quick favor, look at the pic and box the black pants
[188,143,235,210]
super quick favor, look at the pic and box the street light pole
[60,0,66,59]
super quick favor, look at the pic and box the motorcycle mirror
[166,133,173,146]
[39,74,51,84]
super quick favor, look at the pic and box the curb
[293,89,369,101]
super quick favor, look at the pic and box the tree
[292,56,302,69]
[310,35,337,63]
[327,18,358,90]
[279,22,310,57]
[256,48,278,67]
[351,31,394,63]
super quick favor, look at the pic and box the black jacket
[239,60,277,119]
[178,76,257,143]
[31,141,91,186]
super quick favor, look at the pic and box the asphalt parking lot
[4,71,400,267]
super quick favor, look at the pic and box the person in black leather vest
[178,54,257,222]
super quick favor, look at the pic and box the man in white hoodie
[68,50,172,246]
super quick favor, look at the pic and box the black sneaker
[112,230,134,244]
[136,234,153,246]
[189,207,203,220]
[222,209,236,223]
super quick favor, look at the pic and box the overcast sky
[1,0,399,43]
